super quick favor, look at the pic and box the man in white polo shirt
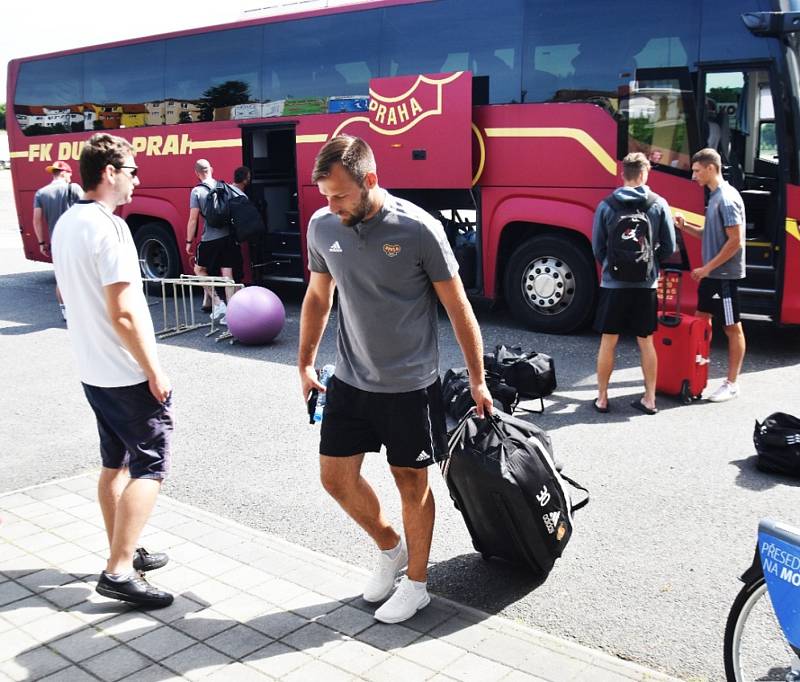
[52,133,174,608]
[299,135,493,624]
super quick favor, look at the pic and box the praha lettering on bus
[27,133,192,162]
[369,98,424,127]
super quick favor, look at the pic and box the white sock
[382,539,403,560]
[104,571,134,582]
[409,578,427,590]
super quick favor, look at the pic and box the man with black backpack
[185,159,242,320]
[592,152,676,415]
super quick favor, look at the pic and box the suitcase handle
[659,268,683,325]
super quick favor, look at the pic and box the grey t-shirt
[307,192,459,393]
[34,180,84,236]
[703,181,746,279]
[190,179,230,241]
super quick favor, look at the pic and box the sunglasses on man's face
[115,165,139,178]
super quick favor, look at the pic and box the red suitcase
[654,270,711,404]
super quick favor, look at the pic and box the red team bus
[7,0,800,333]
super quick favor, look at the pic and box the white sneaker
[210,301,227,322]
[59,304,67,321]
[707,380,740,403]
[374,576,430,624]
[362,539,408,603]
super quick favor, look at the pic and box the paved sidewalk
[0,475,681,682]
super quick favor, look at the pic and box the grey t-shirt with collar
[307,191,459,393]
[703,180,746,279]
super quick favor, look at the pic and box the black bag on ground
[442,368,518,422]
[441,408,588,576]
[753,412,800,477]
[229,194,266,244]
[604,193,657,282]
[201,181,234,229]
[485,345,557,410]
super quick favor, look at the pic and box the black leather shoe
[132,547,169,572]
[96,571,174,608]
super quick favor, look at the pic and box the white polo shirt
[52,200,156,387]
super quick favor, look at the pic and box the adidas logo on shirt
[329,241,342,253]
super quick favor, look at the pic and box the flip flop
[593,399,609,413]
[630,399,658,415]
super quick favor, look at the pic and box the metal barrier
[143,275,243,342]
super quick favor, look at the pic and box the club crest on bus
[367,72,465,135]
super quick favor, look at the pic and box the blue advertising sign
[759,520,800,650]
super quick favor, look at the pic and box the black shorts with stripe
[319,376,447,468]
[696,278,741,326]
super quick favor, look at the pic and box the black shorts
[82,382,173,479]
[320,376,447,468]
[197,235,242,275]
[696,278,741,326]
[593,287,658,337]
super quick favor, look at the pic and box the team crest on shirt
[383,243,401,257]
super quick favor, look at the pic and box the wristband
[186,240,193,244]
[39,241,46,246]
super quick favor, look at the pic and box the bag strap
[560,473,590,511]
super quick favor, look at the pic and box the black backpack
[604,193,657,282]
[442,368,518,423]
[753,412,800,477]
[199,181,233,229]
[442,409,589,575]
[229,194,266,244]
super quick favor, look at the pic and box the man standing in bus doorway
[675,147,746,402]
[51,133,174,608]
[185,159,242,320]
[592,152,676,415]
[33,160,84,321]
[299,135,493,624]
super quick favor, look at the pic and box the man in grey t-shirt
[299,135,492,624]
[675,147,746,402]
[33,160,84,320]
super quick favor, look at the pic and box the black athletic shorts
[319,376,447,468]
[593,287,658,338]
[82,382,173,480]
[696,278,741,326]
[197,235,242,275]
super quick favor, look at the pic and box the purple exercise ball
[226,286,286,345]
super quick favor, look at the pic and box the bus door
[700,67,785,320]
[241,124,303,283]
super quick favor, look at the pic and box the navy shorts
[320,376,447,468]
[82,382,173,479]
[593,287,658,338]
[696,278,741,326]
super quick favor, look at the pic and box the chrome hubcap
[521,255,575,316]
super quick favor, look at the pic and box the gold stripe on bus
[484,127,617,176]
[786,218,800,243]
[669,207,705,227]
[10,151,28,158]
[297,134,330,144]
[368,72,464,104]
[189,138,242,150]
[472,123,486,187]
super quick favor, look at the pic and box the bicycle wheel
[724,576,799,681]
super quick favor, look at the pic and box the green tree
[199,80,251,122]
[0,103,6,130]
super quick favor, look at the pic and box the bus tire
[133,222,180,281]
[504,235,596,334]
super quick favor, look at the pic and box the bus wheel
[504,235,596,334]
[133,222,180,281]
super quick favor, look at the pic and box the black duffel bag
[753,412,800,477]
[442,368,518,424]
[485,345,557,412]
[441,407,588,576]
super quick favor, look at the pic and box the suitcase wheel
[679,380,693,405]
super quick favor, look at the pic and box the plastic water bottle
[313,364,335,423]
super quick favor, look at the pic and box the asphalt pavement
[2,169,799,681]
